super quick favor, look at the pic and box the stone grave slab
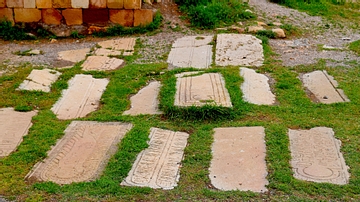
[209,127,268,192]
[123,81,162,115]
[81,56,124,71]
[57,48,90,63]
[94,48,122,57]
[174,73,232,107]
[167,45,212,69]
[301,70,349,104]
[0,108,37,157]
[172,35,213,48]
[26,121,133,184]
[121,127,189,189]
[215,34,264,67]
[97,38,136,55]
[288,127,350,185]
[240,67,275,105]
[51,74,109,120]
[18,69,61,92]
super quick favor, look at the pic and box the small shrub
[0,20,35,40]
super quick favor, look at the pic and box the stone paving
[57,48,90,63]
[18,69,61,92]
[81,56,125,71]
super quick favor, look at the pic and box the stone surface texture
[0,8,14,24]
[90,0,106,8]
[240,67,275,105]
[216,34,264,67]
[209,127,268,192]
[83,9,109,24]
[175,73,232,107]
[121,127,189,189]
[94,48,121,57]
[109,9,134,27]
[18,69,61,92]
[301,70,349,104]
[288,127,350,185]
[71,0,89,8]
[58,48,90,63]
[107,0,123,8]
[124,0,140,9]
[62,9,82,25]
[36,0,52,8]
[42,8,63,25]
[26,121,133,184]
[6,0,23,7]
[134,9,152,26]
[53,0,71,8]
[0,108,37,157]
[81,56,124,71]
[24,0,36,8]
[172,35,213,48]
[123,81,162,115]
[51,74,109,120]
[97,38,136,55]
[14,8,41,22]
[0,0,5,7]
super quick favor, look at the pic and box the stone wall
[0,0,153,28]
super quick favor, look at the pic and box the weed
[70,31,85,39]
[0,20,35,41]
[349,40,360,56]
[256,30,276,39]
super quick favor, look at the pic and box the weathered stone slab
[124,0,141,9]
[121,127,189,189]
[18,69,61,92]
[174,73,232,107]
[83,9,108,24]
[14,8,41,23]
[26,121,133,184]
[90,0,106,8]
[6,0,23,7]
[301,70,349,104]
[0,0,5,7]
[53,0,71,8]
[216,34,264,67]
[24,0,36,8]
[0,108,37,157]
[81,56,124,71]
[172,35,213,48]
[97,38,135,55]
[51,74,109,120]
[62,9,82,25]
[107,0,123,8]
[71,0,89,8]
[57,48,90,63]
[42,8,63,25]
[109,9,133,27]
[0,8,14,25]
[36,0,52,8]
[240,67,275,105]
[209,127,268,192]
[288,127,350,185]
[123,81,162,115]
[94,48,121,57]
[167,46,212,69]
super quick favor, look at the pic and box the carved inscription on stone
[26,121,133,184]
[121,127,189,189]
[81,56,124,71]
[51,74,109,120]
[0,108,37,157]
[167,46,212,69]
[174,73,232,107]
[289,127,350,185]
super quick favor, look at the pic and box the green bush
[0,20,35,40]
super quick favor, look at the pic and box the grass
[349,39,360,56]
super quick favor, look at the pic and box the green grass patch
[349,39,360,56]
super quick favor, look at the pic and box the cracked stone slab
[26,121,133,184]
[97,38,136,55]
[215,34,264,67]
[172,35,213,48]
[123,81,162,115]
[209,127,268,192]
[81,56,124,71]
[18,69,61,92]
[174,73,232,107]
[240,67,275,105]
[167,45,212,69]
[300,70,349,104]
[0,108,37,157]
[57,48,90,63]
[289,127,350,185]
[121,127,189,189]
[51,74,109,120]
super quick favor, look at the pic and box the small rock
[257,21,267,27]
[273,22,282,26]
[230,26,245,33]
[50,39,57,43]
[28,49,42,55]
[247,26,264,33]
[272,28,286,38]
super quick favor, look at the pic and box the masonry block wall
[0,0,153,27]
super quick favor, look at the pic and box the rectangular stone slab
[58,48,90,63]
[18,69,61,92]
[97,38,136,55]
[301,70,349,104]
[172,35,213,48]
[240,67,275,105]
[209,127,268,192]
[26,121,133,184]
[81,56,124,71]
[121,127,189,189]
[288,127,350,185]
[0,108,37,157]
[51,74,109,120]
[215,34,264,67]
[167,46,212,69]
[174,73,232,107]
[123,81,162,115]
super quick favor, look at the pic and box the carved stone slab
[97,38,136,55]
[18,69,61,92]
[0,108,37,157]
[123,81,162,115]
[167,46,212,69]
[174,73,232,107]
[26,121,133,184]
[288,127,350,185]
[172,35,213,48]
[51,74,109,120]
[300,70,349,104]
[209,127,268,192]
[121,127,189,189]
[81,56,124,71]
[58,48,90,63]
[240,67,275,105]
[215,34,264,67]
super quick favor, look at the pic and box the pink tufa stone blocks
[42,8,62,25]
[62,8,82,25]
[14,8,41,22]
[109,9,133,27]
[134,9,153,27]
